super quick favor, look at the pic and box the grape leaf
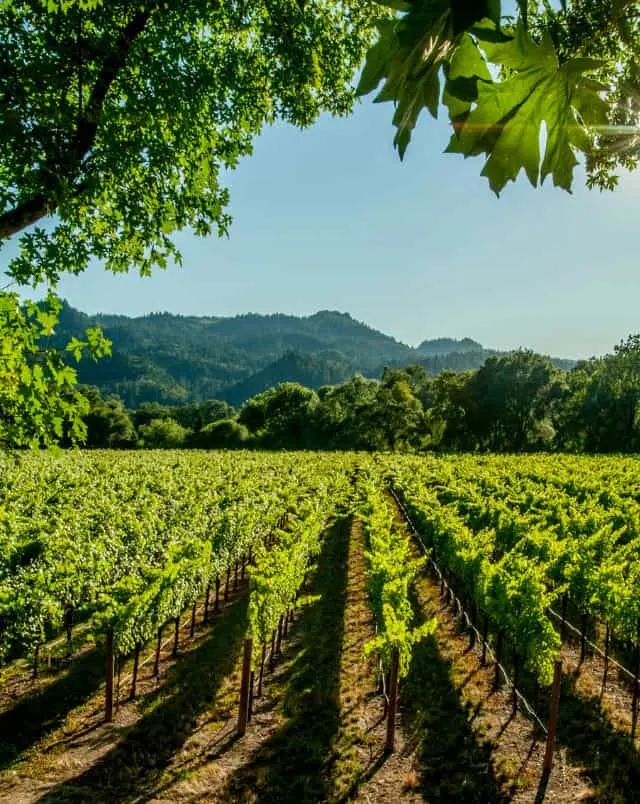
[448,22,609,193]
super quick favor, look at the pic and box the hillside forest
[74,330,640,455]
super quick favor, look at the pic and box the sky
[4,97,639,360]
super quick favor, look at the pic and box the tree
[132,401,174,430]
[555,335,640,452]
[238,382,318,448]
[138,417,190,448]
[371,368,426,451]
[80,387,137,448]
[0,293,110,448]
[314,375,380,449]
[191,418,250,449]
[466,351,555,451]
[427,369,474,450]
[358,0,639,193]
[173,400,235,432]
[0,0,381,447]
[0,0,382,284]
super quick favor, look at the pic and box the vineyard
[0,451,639,802]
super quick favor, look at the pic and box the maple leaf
[448,22,609,193]
[357,0,500,158]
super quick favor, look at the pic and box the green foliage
[0,0,382,284]
[239,382,319,448]
[192,418,250,449]
[80,386,137,448]
[248,470,350,648]
[554,334,640,453]
[358,0,640,191]
[0,451,334,662]
[357,470,435,677]
[0,292,111,448]
[138,417,190,448]
[448,23,607,193]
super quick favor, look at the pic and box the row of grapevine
[387,453,640,743]
[236,465,354,732]
[355,467,434,750]
[389,461,561,686]
[404,454,640,644]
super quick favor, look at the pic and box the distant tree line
[74,335,640,454]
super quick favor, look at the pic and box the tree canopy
[1,0,381,283]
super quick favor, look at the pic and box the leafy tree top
[0,0,382,284]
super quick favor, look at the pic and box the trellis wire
[389,486,549,735]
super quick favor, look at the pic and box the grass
[0,644,105,771]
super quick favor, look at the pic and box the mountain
[415,337,483,356]
[219,351,355,407]
[53,302,574,407]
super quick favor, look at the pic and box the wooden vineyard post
[541,660,563,787]
[153,626,163,677]
[385,647,400,754]
[237,637,253,736]
[258,643,266,697]
[234,561,239,591]
[248,670,255,722]
[215,576,221,614]
[269,630,277,672]
[203,583,211,624]
[190,603,197,639]
[173,615,180,658]
[481,615,489,666]
[130,644,140,699]
[105,628,114,723]
[64,605,74,655]
[224,567,231,602]
[494,631,504,690]
[276,615,284,655]
[602,624,610,697]
[32,643,40,680]
[580,613,588,665]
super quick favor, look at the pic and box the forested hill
[55,302,574,407]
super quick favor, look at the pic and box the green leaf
[357,1,506,159]
[357,3,455,158]
[451,23,606,193]
[442,32,492,119]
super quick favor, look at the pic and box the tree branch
[0,2,159,242]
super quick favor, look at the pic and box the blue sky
[6,96,640,360]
